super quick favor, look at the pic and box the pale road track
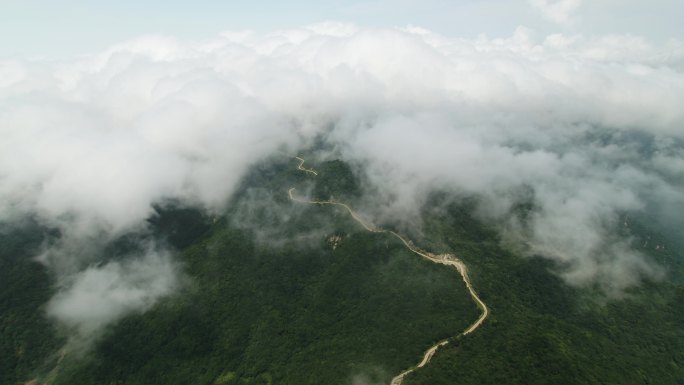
[296,156,318,176]
[289,157,489,385]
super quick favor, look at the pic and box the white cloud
[1,23,683,337]
[529,0,583,25]
[47,250,178,340]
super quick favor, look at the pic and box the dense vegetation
[0,220,63,385]
[404,199,684,385]
[1,156,683,385]
[43,157,478,385]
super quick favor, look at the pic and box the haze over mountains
[1,3,684,383]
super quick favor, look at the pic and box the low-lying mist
[1,22,683,339]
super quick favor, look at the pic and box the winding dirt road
[296,156,318,176]
[288,157,489,385]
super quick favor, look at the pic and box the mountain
[2,156,683,385]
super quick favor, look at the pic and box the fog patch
[231,186,335,250]
[46,249,178,343]
[0,22,682,334]
[349,366,389,385]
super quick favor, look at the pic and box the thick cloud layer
[1,23,683,335]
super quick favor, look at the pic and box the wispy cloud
[529,0,583,25]
[46,249,178,343]
[1,23,682,338]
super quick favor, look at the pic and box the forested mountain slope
[2,157,683,385]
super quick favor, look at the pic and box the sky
[1,0,684,57]
[2,0,683,343]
